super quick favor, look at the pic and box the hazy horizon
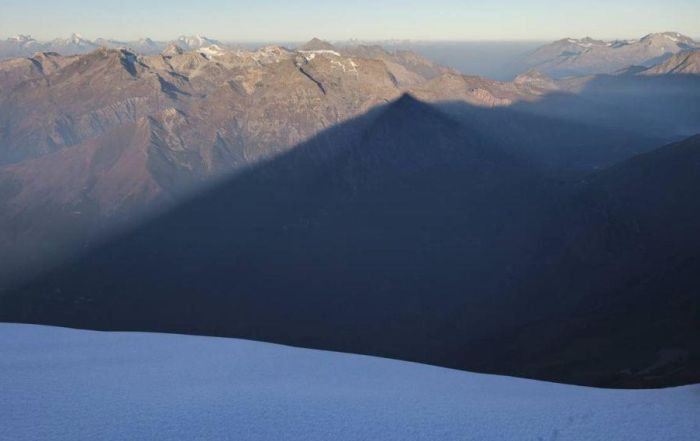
[2,34,699,45]
[2,0,699,42]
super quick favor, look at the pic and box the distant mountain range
[521,32,700,77]
[2,32,699,80]
[0,36,699,387]
[0,34,227,58]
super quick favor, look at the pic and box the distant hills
[0,34,225,58]
[521,32,700,77]
[3,32,699,80]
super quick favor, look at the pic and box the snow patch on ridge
[198,45,226,59]
[299,49,341,57]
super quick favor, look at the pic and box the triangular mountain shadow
[2,96,699,388]
[0,94,561,367]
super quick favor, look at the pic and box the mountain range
[0,34,223,59]
[0,37,699,387]
[3,37,699,284]
[3,32,699,80]
[521,32,700,77]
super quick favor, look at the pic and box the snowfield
[1,324,698,441]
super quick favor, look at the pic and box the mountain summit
[300,37,337,51]
[175,35,222,50]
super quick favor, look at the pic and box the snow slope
[0,324,698,441]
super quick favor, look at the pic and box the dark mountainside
[469,134,700,386]
[508,73,700,142]
[1,95,698,387]
[6,43,698,288]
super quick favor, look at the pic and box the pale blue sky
[1,0,698,41]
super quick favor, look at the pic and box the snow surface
[1,324,698,441]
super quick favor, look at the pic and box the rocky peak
[640,32,697,48]
[300,38,336,52]
[176,35,221,50]
[162,44,185,57]
[65,33,94,46]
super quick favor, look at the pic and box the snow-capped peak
[176,35,221,50]
[70,33,86,44]
[640,32,696,47]
[181,35,203,46]
[9,34,34,43]
[198,45,226,59]
[51,33,95,47]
